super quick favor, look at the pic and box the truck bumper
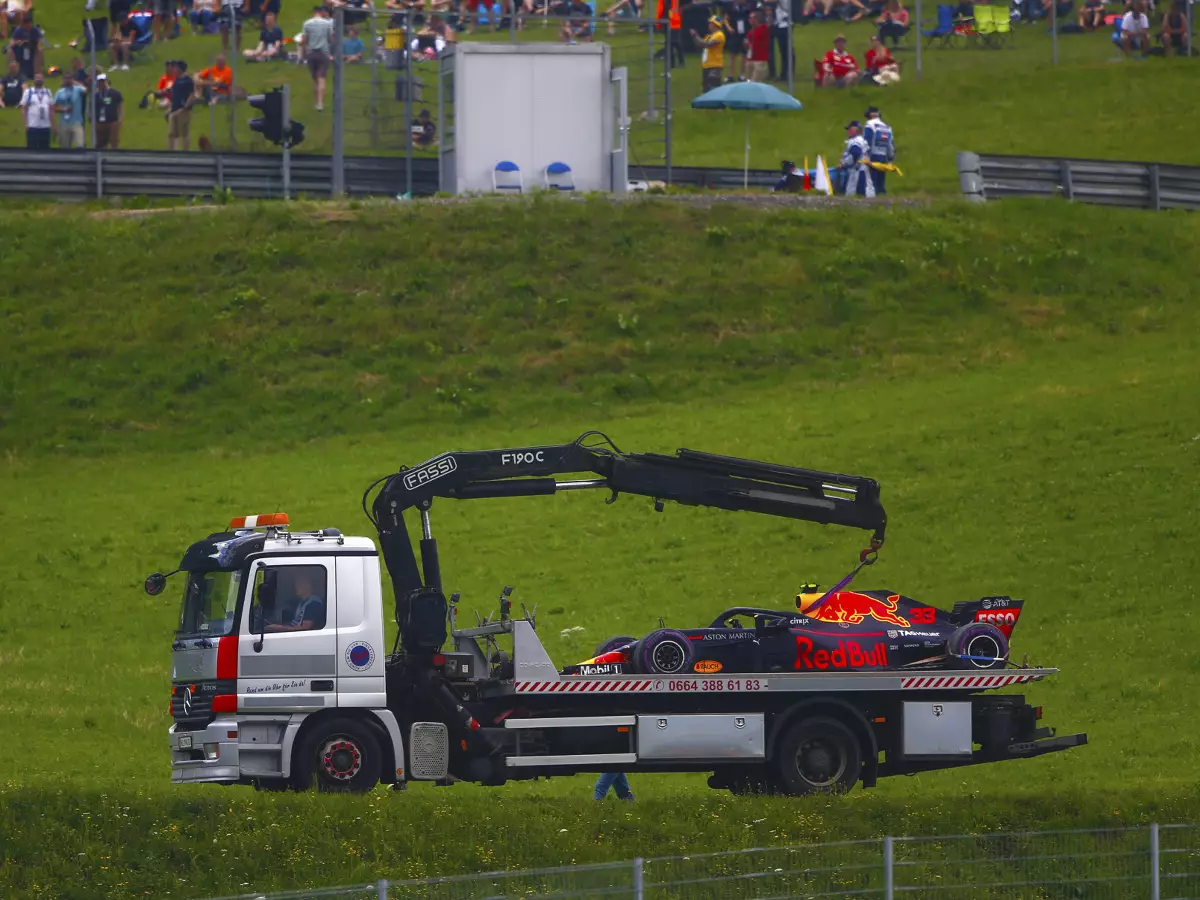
[170,719,242,784]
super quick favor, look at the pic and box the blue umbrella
[692,82,802,189]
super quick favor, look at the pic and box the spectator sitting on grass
[1078,0,1104,29]
[817,33,858,87]
[876,0,910,44]
[1120,0,1149,57]
[147,59,174,108]
[864,34,898,83]
[410,107,436,147]
[1160,0,1188,55]
[194,52,233,104]
[9,15,43,80]
[244,11,284,60]
[342,25,365,62]
[0,60,23,108]
[4,0,32,41]
[190,0,219,33]
[1039,0,1071,20]
[560,0,593,42]
[110,12,136,70]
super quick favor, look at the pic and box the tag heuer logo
[887,630,898,639]
[982,599,992,610]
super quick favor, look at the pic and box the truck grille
[171,679,235,730]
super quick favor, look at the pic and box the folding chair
[975,5,1012,46]
[544,161,575,191]
[921,4,960,45]
[493,160,524,192]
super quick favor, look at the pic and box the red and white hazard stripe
[515,680,655,694]
[900,673,1035,690]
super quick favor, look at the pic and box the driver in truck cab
[264,569,326,633]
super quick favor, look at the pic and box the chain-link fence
[197,823,1200,900]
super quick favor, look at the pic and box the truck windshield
[177,570,242,638]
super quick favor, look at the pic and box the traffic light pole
[281,82,291,200]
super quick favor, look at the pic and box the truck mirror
[145,573,167,596]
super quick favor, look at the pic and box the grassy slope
[2,200,1200,898]
[2,2,1199,190]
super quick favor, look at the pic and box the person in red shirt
[744,9,770,82]
[864,34,899,83]
[818,33,859,87]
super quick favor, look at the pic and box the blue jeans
[593,772,633,800]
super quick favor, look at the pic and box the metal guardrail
[197,822,1200,900]
[958,151,1200,211]
[0,149,777,201]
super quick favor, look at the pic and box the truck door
[238,559,338,713]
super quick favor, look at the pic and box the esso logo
[501,451,546,466]
[975,611,1017,626]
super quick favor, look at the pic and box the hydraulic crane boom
[364,432,887,636]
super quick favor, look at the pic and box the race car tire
[774,716,862,796]
[595,636,637,657]
[293,717,383,794]
[946,622,1009,670]
[632,629,694,675]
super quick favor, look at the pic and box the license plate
[178,734,193,750]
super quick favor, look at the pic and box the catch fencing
[198,822,1200,900]
[958,151,1200,211]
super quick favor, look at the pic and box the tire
[632,629,694,675]
[595,636,637,657]
[773,716,862,796]
[946,622,1009,670]
[293,717,383,793]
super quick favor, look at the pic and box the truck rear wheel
[773,716,862,796]
[294,717,383,793]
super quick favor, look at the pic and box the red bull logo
[795,636,888,670]
[805,591,910,627]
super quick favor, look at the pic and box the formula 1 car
[562,587,1023,677]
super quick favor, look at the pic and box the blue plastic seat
[544,161,575,192]
[493,160,524,193]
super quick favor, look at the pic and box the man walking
[300,4,335,110]
[862,105,895,196]
[839,119,874,198]
[94,72,124,149]
[19,70,53,149]
[593,772,635,801]
[53,70,86,148]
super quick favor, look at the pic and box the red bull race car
[562,587,1023,677]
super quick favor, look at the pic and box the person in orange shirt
[151,60,175,109]
[194,52,234,105]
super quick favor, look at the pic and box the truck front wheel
[294,717,383,793]
[773,716,862,796]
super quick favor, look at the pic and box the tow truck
[150,432,1086,794]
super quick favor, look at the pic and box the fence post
[663,25,672,184]
[632,857,644,900]
[915,0,922,80]
[281,82,291,199]
[1150,823,1160,900]
[1050,0,1058,65]
[404,8,414,198]
[332,6,345,196]
[1059,158,1073,200]
[646,18,656,118]
[1148,164,1161,211]
[376,877,389,899]
[883,836,894,900]
[87,20,97,151]
[228,0,239,150]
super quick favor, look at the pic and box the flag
[869,161,904,176]
[802,156,812,191]
[814,155,833,196]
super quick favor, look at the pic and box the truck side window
[250,565,328,634]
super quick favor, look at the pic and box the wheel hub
[797,738,845,787]
[966,635,1001,669]
[652,642,685,673]
[320,739,362,781]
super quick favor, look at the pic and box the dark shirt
[11,25,40,58]
[119,20,140,40]
[170,74,194,111]
[411,117,435,145]
[74,68,91,89]
[569,0,592,24]
[726,1,750,36]
[95,87,123,123]
[1,75,23,107]
[110,0,133,19]
[248,0,281,15]
[259,25,283,45]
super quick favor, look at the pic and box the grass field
[2,0,1199,193]
[1,197,1199,898]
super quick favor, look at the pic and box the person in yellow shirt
[692,15,724,90]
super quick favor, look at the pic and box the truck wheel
[633,629,694,675]
[946,622,1009,670]
[595,636,637,656]
[774,716,862,796]
[294,718,383,793]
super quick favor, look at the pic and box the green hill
[2,198,1199,899]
